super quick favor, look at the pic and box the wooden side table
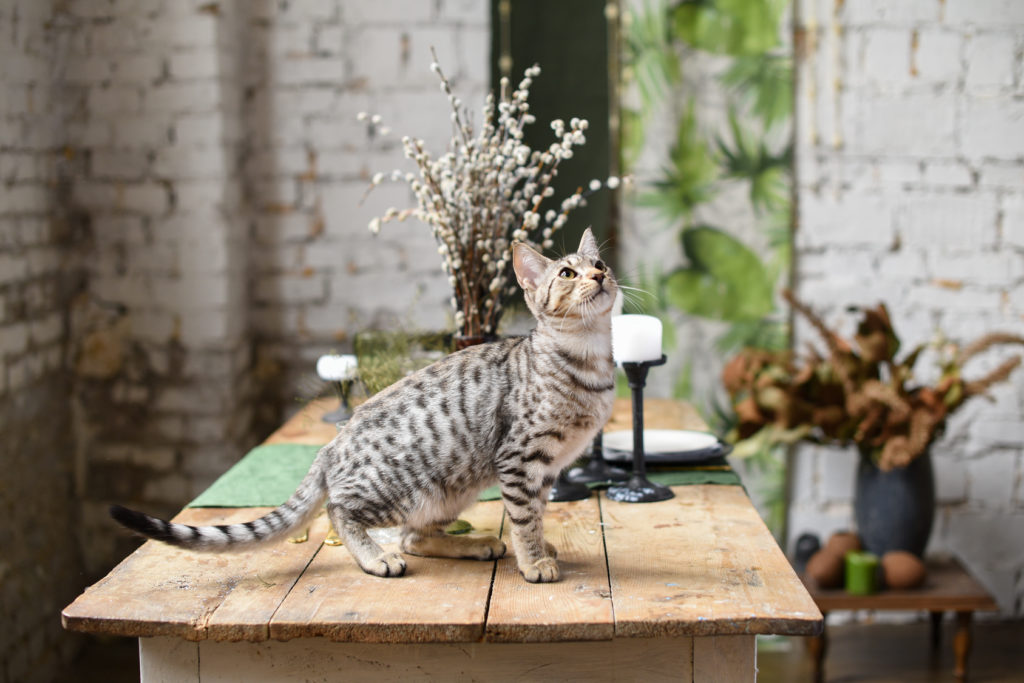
[802,559,998,682]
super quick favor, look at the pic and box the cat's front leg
[498,471,559,583]
[326,505,407,578]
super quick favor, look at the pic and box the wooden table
[802,559,998,682]
[63,398,822,682]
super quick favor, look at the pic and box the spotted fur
[110,229,616,583]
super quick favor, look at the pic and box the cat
[110,228,617,583]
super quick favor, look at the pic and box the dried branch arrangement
[362,52,624,339]
[723,291,1024,470]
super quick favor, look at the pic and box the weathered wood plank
[269,501,504,643]
[486,496,614,642]
[62,508,326,641]
[189,636,695,682]
[67,394,820,663]
[204,511,333,641]
[602,485,822,638]
[272,397,706,453]
[605,397,708,433]
[263,397,340,446]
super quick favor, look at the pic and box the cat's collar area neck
[531,318,614,361]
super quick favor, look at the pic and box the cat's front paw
[366,551,407,578]
[520,556,560,583]
[468,536,506,560]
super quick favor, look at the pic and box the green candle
[845,551,879,595]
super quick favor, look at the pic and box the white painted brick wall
[1,0,94,676]
[0,0,72,398]
[0,0,490,574]
[244,0,489,397]
[45,1,262,579]
[913,29,962,85]
[962,98,1024,160]
[945,0,1024,26]
[965,32,1017,91]
[794,0,1024,616]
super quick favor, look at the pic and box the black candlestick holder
[567,431,630,485]
[548,467,592,502]
[606,355,675,504]
[321,378,355,425]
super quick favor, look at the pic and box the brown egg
[806,549,845,588]
[881,551,927,589]
[825,531,862,558]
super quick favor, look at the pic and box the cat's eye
[559,268,577,280]
[594,260,606,271]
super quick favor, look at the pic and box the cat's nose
[591,271,605,284]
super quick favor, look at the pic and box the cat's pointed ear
[513,242,551,291]
[578,227,600,260]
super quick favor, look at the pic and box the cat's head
[512,228,617,328]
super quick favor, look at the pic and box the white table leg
[693,635,757,682]
[139,636,200,683]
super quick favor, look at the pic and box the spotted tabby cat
[110,229,616,583]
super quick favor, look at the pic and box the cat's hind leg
[400,490,505,561]
[325,505,406,578]
[400,524,506,560]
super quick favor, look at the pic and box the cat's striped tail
[109,455,326,552]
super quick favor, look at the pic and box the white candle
[316,354,358,381]
[611,315,663,364]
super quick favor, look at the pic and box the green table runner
[189,443,741,508]
[189,444,320,508]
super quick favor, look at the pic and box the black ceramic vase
[854,448,935,557]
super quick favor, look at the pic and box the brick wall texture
[791,0,1024,616]
[0,0,487,679]
[3,0,1021,676]
[1,1,88,680]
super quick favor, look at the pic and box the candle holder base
[606,475,674,503]
[567,457,630,485]
[322,380,354,426]
[567,431,629,485]
[611,354,675,504]
[321,405,353,425]
[548,469,592,502]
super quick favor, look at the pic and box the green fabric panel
[189,444,741,508]
[188,443,320,508]
[476,457,742,502]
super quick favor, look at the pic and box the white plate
[602,429,728,464]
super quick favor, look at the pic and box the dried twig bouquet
[362,51,623,342]
[723,291,1024,470]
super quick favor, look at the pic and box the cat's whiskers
[576,294,591,329]
[616,283,651,295]
[616,284,652,300]
[620,292,642,311]
[616,285,649,312]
